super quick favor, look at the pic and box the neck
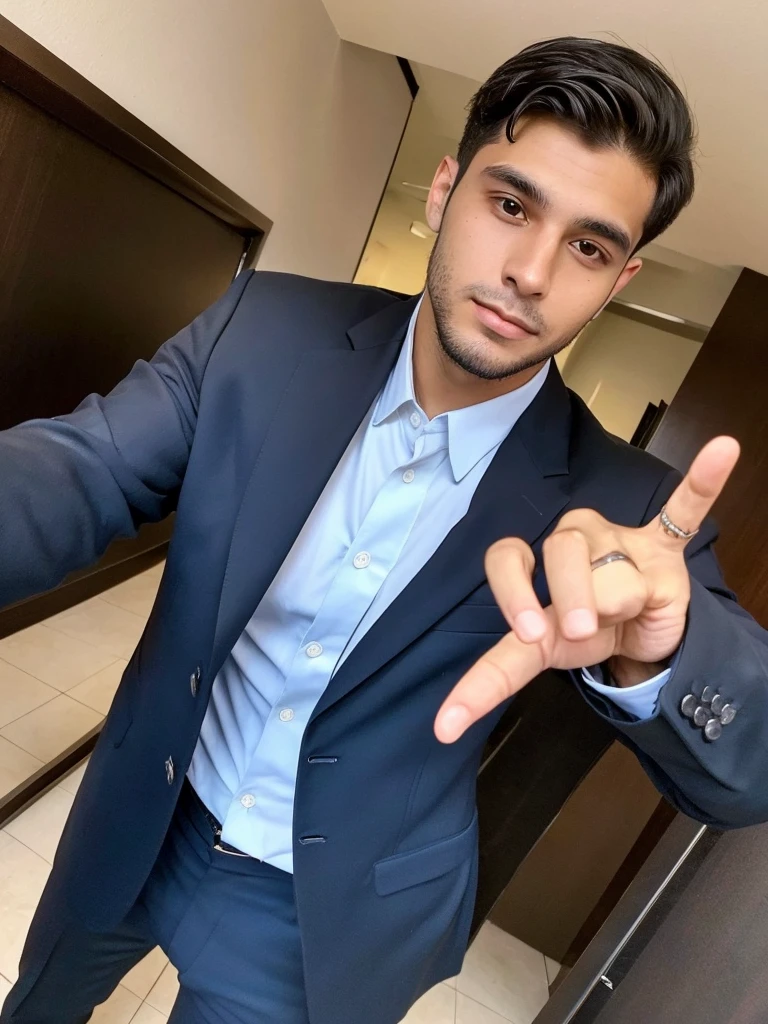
[412,290,546,420]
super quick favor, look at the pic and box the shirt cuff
[580,656,676,720]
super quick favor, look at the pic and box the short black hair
[455,37,696,251]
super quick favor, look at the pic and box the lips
[471,300,538,341]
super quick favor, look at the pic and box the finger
[434,627,547,743]
[591,557,648,624]
[542,529,598,639]
[485,538,547,643]
[650,436,740,545]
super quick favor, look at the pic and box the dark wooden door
[573,266,768,1022]
[647,267,768,624]
[0,13,268,632]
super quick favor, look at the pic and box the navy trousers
[2,780,310,1023]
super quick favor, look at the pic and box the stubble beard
[425,232,595,382]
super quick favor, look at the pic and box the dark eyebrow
[482,165,551,210]
[572,217,632,256]
[483,163,634,256]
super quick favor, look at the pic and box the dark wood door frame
[0,12,272,641]
[0,13,271,241]
[532,265,768,1020]
[533,816,716,1023]
[0,13,272,812]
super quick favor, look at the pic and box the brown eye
[577,240,601,258]
[500,197,524,218]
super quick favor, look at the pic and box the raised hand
[434,436,741,744]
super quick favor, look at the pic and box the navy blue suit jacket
[2,271,767,1024]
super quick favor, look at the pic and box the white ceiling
[322,0,768,274]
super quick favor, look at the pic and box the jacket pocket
[432,603,509,633]
[374,808,479,896]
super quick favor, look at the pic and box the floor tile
[455,922,550,1024]
[121,946,169,1000]
[0,737,45,800]
[400,982,456,1023]
[145,963,180,1015]
[444,974,460,989]
[0,659,59,730]
[544,956,560,986]
[58,756,90,796]
[100,573,160,620]
[0,624,117,691]
[44,597,147,660]
[90,983,141,1023]
[130,1003,168,1023]
[142,561,166,583]
[0,694,103,762]
[456,992,511,1023]
[0,831,52,983]
[3,786,75,864]
[68,660,128,715]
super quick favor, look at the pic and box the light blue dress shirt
[187,294,669,872]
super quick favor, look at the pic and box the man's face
[423,116,656,380]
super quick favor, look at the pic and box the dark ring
[590,551,638,572]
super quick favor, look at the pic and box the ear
[425,156,459,234]
[591,257,643,320]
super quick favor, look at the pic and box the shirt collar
[372,292,551,482]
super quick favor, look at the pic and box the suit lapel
[210,294,419,673]
[210,287,575,716]
[310,361,573,721]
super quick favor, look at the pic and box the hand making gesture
[434,436,741,744]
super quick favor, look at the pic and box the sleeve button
[704,718,722,742]
[681,694,697,718]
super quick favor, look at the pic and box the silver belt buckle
[213,839,252,858]
[195,786,254,859]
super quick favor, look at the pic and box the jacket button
[720,704,737,725]
[165,756,175,784]
[704,718,722,742]
[693,706,709,728]
[680,694,697,718]
[190,666,201,697]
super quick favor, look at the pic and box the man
[1,34,765,1024]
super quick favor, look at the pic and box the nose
[502,228,557,299]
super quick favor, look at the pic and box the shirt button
[402,469,415,483]
[240,793,256,808]
[279,708,295,722]
[409,412,421,428]
[306,642,323,658]
[353,551,371,569]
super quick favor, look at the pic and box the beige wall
[355,190,434,293]
[0,0,411,282]
[354,61,475,296]
[620,250,739,327]
[562,311,702,441]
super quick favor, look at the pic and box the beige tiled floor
[0,566,161,800]
[0,623,118,691]
[0,737,44,797]
[0,561,559,1022]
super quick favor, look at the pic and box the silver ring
[659,504,699,541]
[590,551,638,572]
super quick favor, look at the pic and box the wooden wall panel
[647,268,768,624]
